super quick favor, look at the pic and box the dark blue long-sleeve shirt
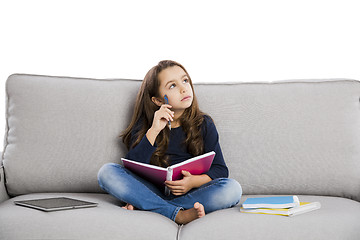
[125,115,228,180]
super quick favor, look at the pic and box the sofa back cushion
[3,75,360,202]
[3,75,141,196]
[196,80,360,202]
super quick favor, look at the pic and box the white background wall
[0,0,359,150]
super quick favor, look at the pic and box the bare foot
[121,203,137,210]
[175,202,205,225]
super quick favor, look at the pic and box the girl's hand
[151,104,174,133]
[165,170,194,196]
[146,104,174,146]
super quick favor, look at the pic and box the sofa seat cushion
[0,193,179,240]
[179,195,360,240]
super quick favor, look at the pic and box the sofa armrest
[0,151,10,204]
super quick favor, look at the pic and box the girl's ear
[151,96,163,107]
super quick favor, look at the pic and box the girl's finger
[172,190,184,196]
[165,108,175,117]
[167,185,183,190]
[165,180,182,186]
[156,111,173,122]
[156,108,174,119]
[162,113,173,122]
[161,104,172,109]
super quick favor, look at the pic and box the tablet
[14,197,98,212]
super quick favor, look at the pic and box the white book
[240,202,321,217]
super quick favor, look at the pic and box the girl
[97,60,242,224]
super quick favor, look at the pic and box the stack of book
[240,196,321,217]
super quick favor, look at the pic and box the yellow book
[240,202,321,216]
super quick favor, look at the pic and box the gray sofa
[1,74,360,240]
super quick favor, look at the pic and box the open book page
[121,159,168,186]
[169,151,215,181]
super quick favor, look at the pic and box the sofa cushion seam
[177,224,184,240]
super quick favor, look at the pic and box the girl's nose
[180,86,186,93]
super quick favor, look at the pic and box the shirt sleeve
[125,132,157,164]
[202,116,229,179]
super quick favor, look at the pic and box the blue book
[242,196,300,209]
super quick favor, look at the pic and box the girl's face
[155,66,194,115]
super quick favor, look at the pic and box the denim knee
[208,178,242,211]
[225,178,242,205]
[97,163,122,190]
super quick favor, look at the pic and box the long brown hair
[122,60,206,167]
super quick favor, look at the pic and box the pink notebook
[121,151,215,195]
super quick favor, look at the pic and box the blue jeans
[97,163,242,222]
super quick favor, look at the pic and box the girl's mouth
[181,96,192,101]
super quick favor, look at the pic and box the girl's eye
[183,79,189,83]
[170,83,176,89]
